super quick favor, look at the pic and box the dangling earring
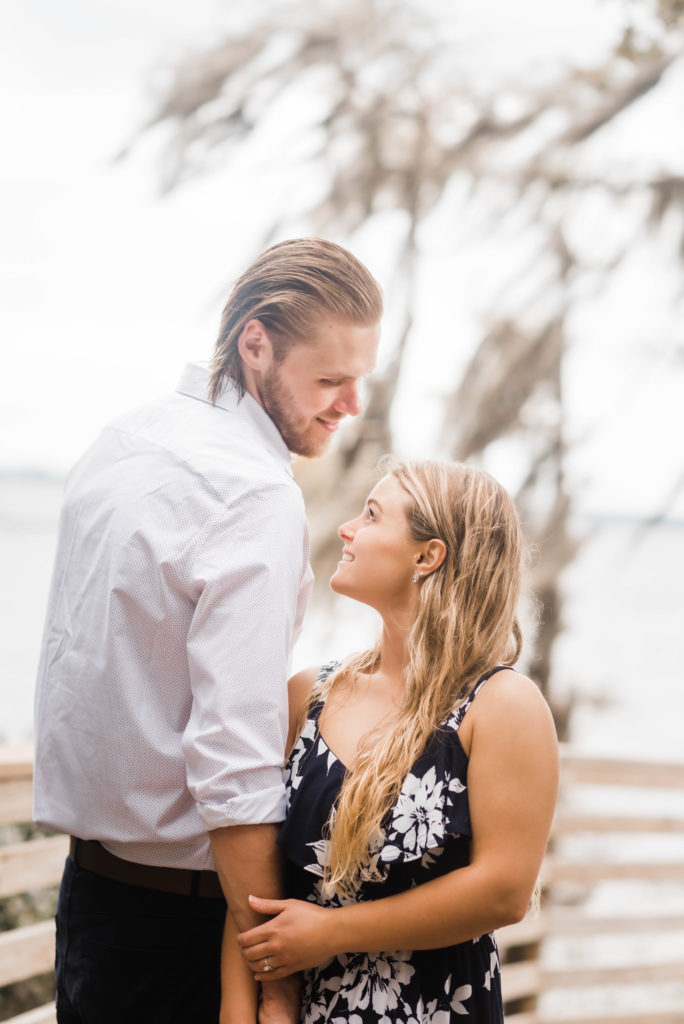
[412,571,421,583]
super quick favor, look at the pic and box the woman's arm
[285,666,320,755]
[238,671,559,979]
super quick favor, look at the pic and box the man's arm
[209,824,283,935]
[217,902,259,1024]
[184,484,311,1022]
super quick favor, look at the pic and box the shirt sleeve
[182,481,312,830]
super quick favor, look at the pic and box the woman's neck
[374,620,411,701]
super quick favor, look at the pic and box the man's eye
[320,379,341,387]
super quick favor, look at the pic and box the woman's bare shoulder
[288,665,322,704]
[285,666,323,756]
[460,668,557,757]
[486,667,551,708]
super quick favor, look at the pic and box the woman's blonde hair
[317,458,526,899]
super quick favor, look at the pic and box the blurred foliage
[135,0,684,731]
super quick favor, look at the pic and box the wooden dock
[2,744,684,1023]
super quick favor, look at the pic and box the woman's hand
[238,895,338,979]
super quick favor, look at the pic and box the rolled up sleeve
[183,482,312,830]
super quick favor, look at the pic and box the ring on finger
[263,956,273,972]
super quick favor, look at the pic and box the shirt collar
[175,362,295,475]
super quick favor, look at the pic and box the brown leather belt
[69,837,225,899]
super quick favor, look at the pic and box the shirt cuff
[197,784,287,830]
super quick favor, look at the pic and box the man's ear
[237,319,274,373]
[417,538,447,576]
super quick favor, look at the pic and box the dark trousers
[55,856,227,1024]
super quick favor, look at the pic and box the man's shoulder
[107,390,297,497]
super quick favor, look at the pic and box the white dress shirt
[33,364,313,869]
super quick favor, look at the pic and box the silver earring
[412,572,421,583]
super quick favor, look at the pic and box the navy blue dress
[278,663,505,1023]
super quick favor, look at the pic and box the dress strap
[315,660,340,687]
[476,664,512,687]
[306,660,341,720]
[451,665,514,727]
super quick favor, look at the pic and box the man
[33,237,382,1023]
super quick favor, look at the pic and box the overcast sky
[2,0,684,520]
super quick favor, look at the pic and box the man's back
[34,365,312,869]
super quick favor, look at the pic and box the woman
[235,459,558,1023]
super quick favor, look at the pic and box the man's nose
[333,381,362,417]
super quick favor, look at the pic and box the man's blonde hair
[209,238,383,403]
[315,459,526,899]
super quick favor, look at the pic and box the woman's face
[330,475,419,613]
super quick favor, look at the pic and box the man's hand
[238,895,337,980]
[259,975,301,1024]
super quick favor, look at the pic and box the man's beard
[260,366,331,458]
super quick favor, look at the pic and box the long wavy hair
[316,459,526,899]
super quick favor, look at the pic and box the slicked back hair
[209,238,383,403]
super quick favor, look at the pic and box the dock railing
[2,745,684,1024]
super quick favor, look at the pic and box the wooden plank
[544,909,684,934]
[497,916,545,951]
[0,836,68,898]
[544,859,684,884]
[0,745,34,782]
[0,919,55,987]
[559,748,684,789]
[0,777,34,825]
[539,1013,684,1024]
[501,959,542,1001]
[543,960,684,987]
[4,1004,57,1024]
[553,811,684,834]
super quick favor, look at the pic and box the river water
[4,472,682,756]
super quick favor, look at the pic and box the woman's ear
[237,319,274,372]
[417,539,447,576]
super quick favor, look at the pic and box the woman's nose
[338,519,354,541]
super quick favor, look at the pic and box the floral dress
[277,663,506,1024]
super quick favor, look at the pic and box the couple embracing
[33,239,558,1024]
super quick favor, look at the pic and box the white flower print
[420,845,444,871]
[451,985,472,1014]
[286,717,317,806]
[401,995,443,1024]
[448,776,466,796]
[304,837,330,878]
[387,767,446,856]
[421,1004,453,1024]
[303,973,343,1023]
[441,976,472,1016]
[336,950,415,1015]
[380,844,402,863]
[483,948,500,990]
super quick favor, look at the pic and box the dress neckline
[316,728,350,772]
[309,664,513,775]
